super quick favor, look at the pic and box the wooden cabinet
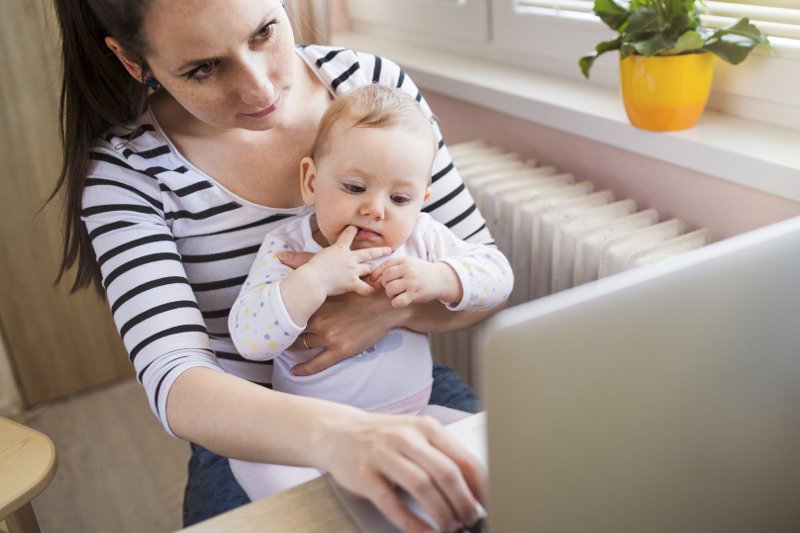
[0,0,131,407]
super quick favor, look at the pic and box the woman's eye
[343,184,365,194]
[253,21,276,42]
[391,195,411,205]
[186,61,216,81]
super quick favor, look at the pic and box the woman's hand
[291,289,407,376]
[280,249,409,376]
[319,411,486,533]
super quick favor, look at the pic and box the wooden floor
[19,378,190,533]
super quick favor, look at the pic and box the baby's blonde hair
[311,84,437,163]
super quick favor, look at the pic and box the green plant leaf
[593,0,630,31]
[633,33,675,56]
[578,55,596,79]
[620,42,638,58]
[665,13,696,37]
[703,18,771,64]
[707,17,770,46]
[703,35,761,64]
[625,6,668,36]
[580,37,623,78]
[664,30,705,54]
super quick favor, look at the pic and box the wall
[0,329,23,417]
[1,0,132,408]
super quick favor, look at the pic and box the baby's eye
[391,195,412,205]
[343,183,365,194]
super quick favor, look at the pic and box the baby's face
[307,122,435,250]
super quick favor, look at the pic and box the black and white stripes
[83,44,491,435]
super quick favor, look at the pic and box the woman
[53,0,498,531]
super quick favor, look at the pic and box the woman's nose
[238,56,274,107]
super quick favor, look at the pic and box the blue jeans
[182,364,479,527]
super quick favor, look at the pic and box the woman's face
[141,0,296,131]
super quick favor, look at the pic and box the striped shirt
[82,45,492,436]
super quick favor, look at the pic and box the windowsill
[331,32,800,203]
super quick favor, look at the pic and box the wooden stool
[0,416,57,533]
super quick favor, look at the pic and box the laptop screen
[479,216,800,533]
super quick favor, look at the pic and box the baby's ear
[423,186,432,203]
[299,157,317,206]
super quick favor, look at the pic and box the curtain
[288,0,348,44]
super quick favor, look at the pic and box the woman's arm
[168,367,485,532]
[403,299,502,333]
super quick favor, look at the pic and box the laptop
[333,215,800,532]
[480,214,800,533]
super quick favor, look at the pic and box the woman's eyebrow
[172,15,274,73]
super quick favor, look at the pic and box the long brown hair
[51,0,153,292]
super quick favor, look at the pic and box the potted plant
[579,0,770,131]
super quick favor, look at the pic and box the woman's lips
[242,97,279,118]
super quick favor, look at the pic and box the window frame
[341,0,800,130]
[346,0,491,44]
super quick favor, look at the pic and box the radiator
[430,141,710,387]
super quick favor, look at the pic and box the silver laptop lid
[480,216,800,533]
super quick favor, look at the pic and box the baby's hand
[310,226,391,297]
[369,257,463,309]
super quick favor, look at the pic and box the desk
[0,417,57,533]
[181,475,359,533]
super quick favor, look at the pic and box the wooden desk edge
[180,474,360,532]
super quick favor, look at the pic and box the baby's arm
[370,219,513,310]
[230,226,390,359]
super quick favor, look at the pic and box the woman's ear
[105,37,145,81]
[300,157,318,206]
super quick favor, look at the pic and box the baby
[228,84,513,499]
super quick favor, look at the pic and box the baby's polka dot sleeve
[229,236,306,361]
[423,219,514,312]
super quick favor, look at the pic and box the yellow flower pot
[619,52,715,131]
